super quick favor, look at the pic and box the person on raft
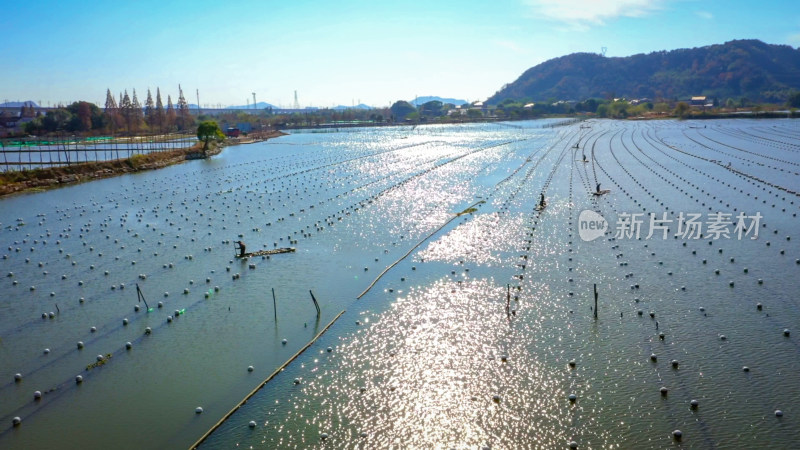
[539,193,546,208]
[235,240,246,257]
[596,182,601,193]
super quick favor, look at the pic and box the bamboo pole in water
[189,309,346,450]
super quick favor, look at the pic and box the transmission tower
[293,90,300,109]
[601,46,607,57]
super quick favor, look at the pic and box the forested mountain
[487,40,800,104]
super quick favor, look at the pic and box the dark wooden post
[272,288,277,322]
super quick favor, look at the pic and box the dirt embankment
[0,130,286,197]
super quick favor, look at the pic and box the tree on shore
[197,121,225,154]
[131,89,144,132]
[674,101,690,118]
[144,89,155,130]
[120,90,133,132]
[155,88,165,133]
[390,101,416,121]
[788,91,800,108]
[104,89,120,134]
[176,85,192,131]
[166,95,176,131]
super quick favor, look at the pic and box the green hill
[487,40,800,104]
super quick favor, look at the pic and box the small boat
[535,201,548,211]
[235,248,296,258]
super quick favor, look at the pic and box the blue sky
[2,0,798,108]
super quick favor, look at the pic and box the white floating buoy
[784,329,791,337]
[14,373,22,382]
[775,410,783,417]
[77,341,84,349]
[690,399,699,409]
[247,366,254,372]
[249,420,257,428]
[43,348,50,354]
[125,342,132,350]
[12,416,21,426]
[96,355,104,362]
[492,394,501,403]
[75,375,83,384]
[195,407,203,414]
[320,432,328,440]
[672,430,682,441]
[144,327,152,335]
[282,339,287,345]
[660,387,668,396]
[294,378,301,385]
[327,347,333,353]
[569,441,578,449]
[33,390,42,400]
[123,318,128,326]
[568,394,577,402]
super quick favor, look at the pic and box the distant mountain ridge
[214,101,277,110]
[488,39,800,104]
[410,96,468,106]
[333,104,372,110]
[0,101,39,108]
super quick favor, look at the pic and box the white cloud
[524,0,669,28]
[695,10,713,19]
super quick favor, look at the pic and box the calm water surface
[1,119,799,449]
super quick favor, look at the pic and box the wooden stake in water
[272,288,277,322]
[136,283,150,310]
[506,284,511,317]
[593,283,598,320]
[309,290,321,318]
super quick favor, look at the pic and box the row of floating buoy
[3,120,792,442]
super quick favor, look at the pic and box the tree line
[23,85,196,136]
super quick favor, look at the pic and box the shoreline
[0,130,286,198]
